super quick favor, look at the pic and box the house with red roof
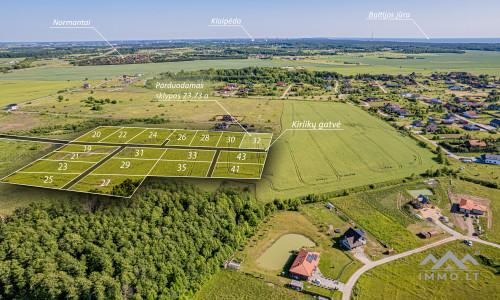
[466,140,486,147]
[459,198,486,215]
[288,249,320,280]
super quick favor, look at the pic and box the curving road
[341,218,500,300]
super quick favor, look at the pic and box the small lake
[258,233,316,270]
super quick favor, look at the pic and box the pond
[257,233,316,270]
[408,189,434,198]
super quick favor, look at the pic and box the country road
[375,80,387,93]
[341,217,500,300]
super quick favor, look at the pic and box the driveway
[309,267,344,291]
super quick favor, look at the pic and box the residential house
[487,104,500,110]
[454,97,467,104]
[463,124,480,131]
[364,97,379,102]
[441,119,454,125]
[466,140,486,147]
[296,82,304,86]
[277,82,286,87]
[288,249,320,280]
[222,115,236,122]
[490,119,500,128]
[384,103,401,111]
[83,83,91,88]
[412,194,431,209]
[426,124,439,133]
[464,111,479,119]
[397,109,408,116]
[412,120,424,127]
[449,86,463,90]
[459,198,486,215]
[431,98,442,104]
[341,227,367,250]
[481,154,500,165]
[386,84,402,88]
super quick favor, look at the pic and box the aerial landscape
[0,1,499,299]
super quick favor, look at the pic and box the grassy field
[0,80,100,107]
[0,59,287,81]
[193,270,314,300]
[69,174,145,196]
[2,51,500,82]
[162,149,215,162]
[212,162,264,179]
[354,241,500,300]
[255,101,438,200]
[235,210,355,297]
[150,160,211,177]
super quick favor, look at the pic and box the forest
[0,180,268,299]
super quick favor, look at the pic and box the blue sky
[1,0,499,42]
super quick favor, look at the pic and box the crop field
[255,101,437,201]
[1,127,270,197]
[0,80,100,107]
[74,126,273,149]
[354,241,500,300]
[0,59,287,81]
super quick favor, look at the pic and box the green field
[114,147,166,159]
[255,101,438,201]
[74,126,123,143]
[3,172,78,189]
[2,52,500,82]
[17,159,95,174]
[43,151,109,163]
[218,151,268,164]
[91,158,158,176]
[193,270,312,300]
[165,130,198,146]
[354,241,500,300]
[0,80,99,107]
[150,160,211,177]
[189,131,222,147]
[99,127,147,143]
[69,174,145,196]
[239,133,273,149]
[162,149,215,162]
[212,162,264,179]
[126,128,174,145]
[57,144,118,154]
[218,132,246,148]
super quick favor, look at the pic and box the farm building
[341,227,367,250]
[326,203,334,209]
[83,83,91,88]
[288,280,303,291]
[428,230,439,237]
[481,154,500,165]
[459,198,486,215]
[289,249,320,281]
[420,231,430,238]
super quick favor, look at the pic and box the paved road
[417,134,475,161]
[342,217,500,300]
